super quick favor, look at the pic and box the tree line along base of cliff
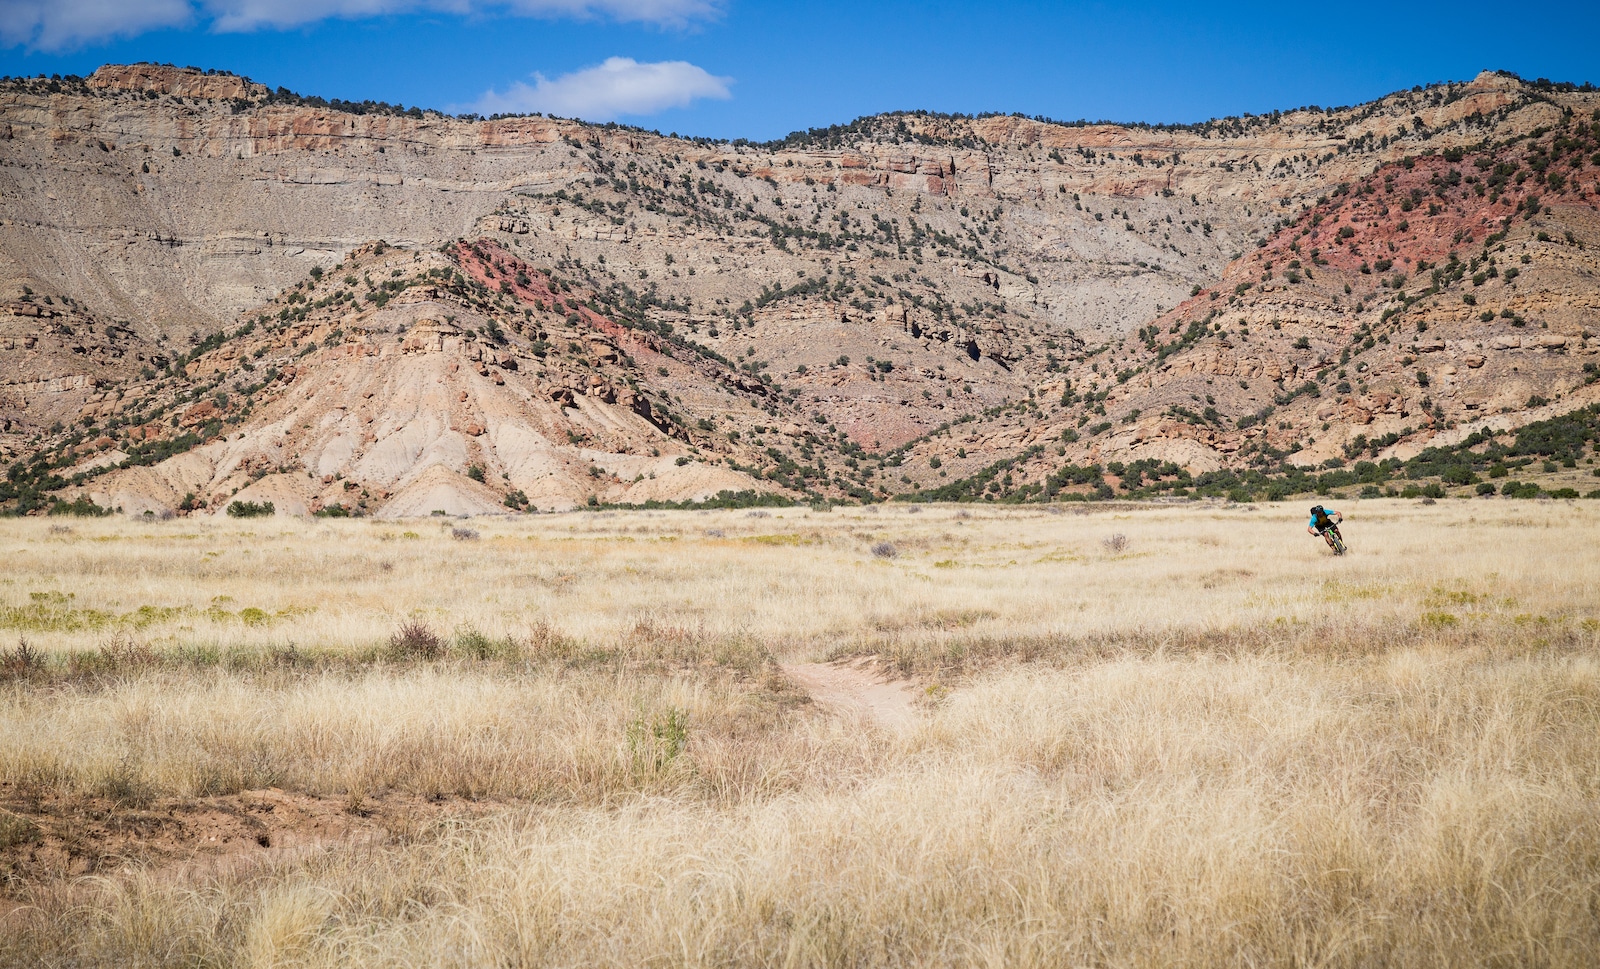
[896,405,1600,505]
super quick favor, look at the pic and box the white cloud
[474,57,731,120]
[1,0,192,50]
[2,0,718,50]
[494,0,718,28]
[204,0,719,31]
[204,0,442,33]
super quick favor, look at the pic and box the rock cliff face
[2,64,1597,511]
[886,121,1600,495]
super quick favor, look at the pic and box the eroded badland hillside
[3,64,1599,514]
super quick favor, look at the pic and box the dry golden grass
[2,499,1599,966]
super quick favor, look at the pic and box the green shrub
[48,495,111,517]
[627,707,689,775]
[226,500,275,518]
[454,626,519,661]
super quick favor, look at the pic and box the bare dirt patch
[781,658,921,727]
[0,784,495,892]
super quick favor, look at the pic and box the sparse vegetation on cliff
[5,66,1600,517]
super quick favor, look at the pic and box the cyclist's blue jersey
[1309,509,1338,531]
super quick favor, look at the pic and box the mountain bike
[1321,526,1347,556]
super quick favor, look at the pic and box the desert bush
[48,495,111,517]
[524,618,580,661]
[1,637,42,679]
[450,527,479,541]
[871,541,897,558]
[89,634,157,673]
[453,625,518,661]
[389,620,443,660]
[1102,533,1129,553]
[626,706,690,775]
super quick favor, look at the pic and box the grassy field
[2,499,1599,966]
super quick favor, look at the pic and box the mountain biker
[1307,504,1343,550]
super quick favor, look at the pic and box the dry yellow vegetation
[2,500,1598,967]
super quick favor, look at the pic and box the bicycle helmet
[1310,504,1324,516]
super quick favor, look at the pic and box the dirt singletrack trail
[781,658,920,727]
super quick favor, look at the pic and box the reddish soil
[0,782,499,893]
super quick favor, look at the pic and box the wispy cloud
[473,57,732,120]
[1,0,193,50]
[206,0,719,31]
[1,0,719,50]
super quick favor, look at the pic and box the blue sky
[2,1,1597,141]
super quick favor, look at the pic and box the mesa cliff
[2,64,1597,513]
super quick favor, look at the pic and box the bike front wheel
[1329,532,1347,555]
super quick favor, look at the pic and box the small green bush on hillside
[226,500,274,518]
